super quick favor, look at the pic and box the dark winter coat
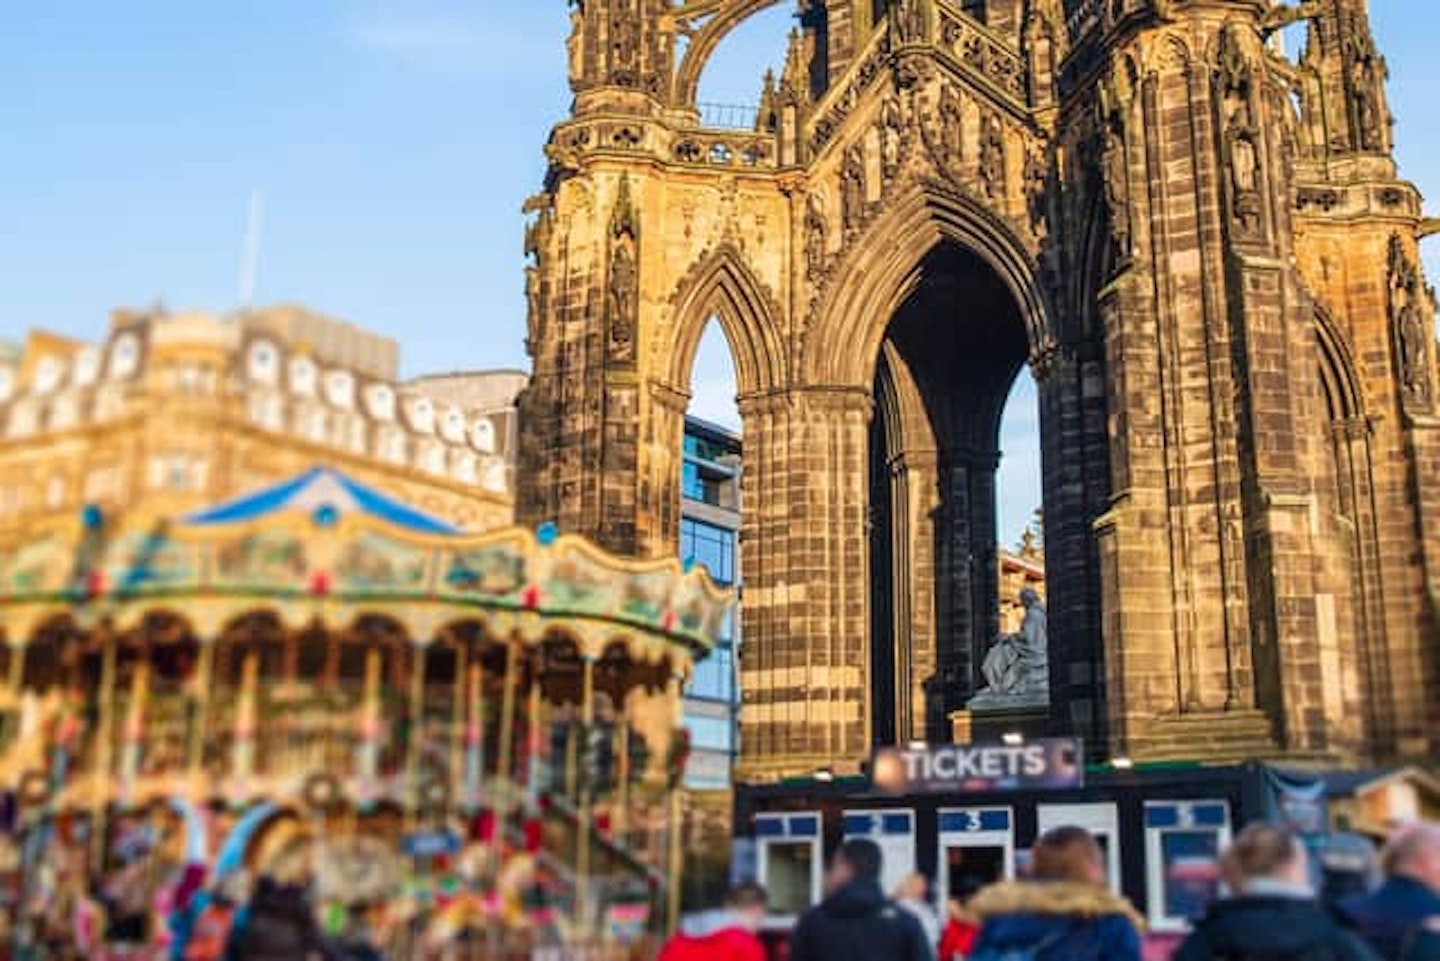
[225,878,340,961]
[1174,895,1379,961]
[968,881,1144,961]
[1338,878,1440,961]
[789,878,935,961]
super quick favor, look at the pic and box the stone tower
[518,0,1440,778]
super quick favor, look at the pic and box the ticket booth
[936,806,1015,904]
[1038,801,1122,893]
[755,811,823,923]
[1144,800,1232,932]
[843,809,917,897]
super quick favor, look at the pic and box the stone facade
[0,305,517,535]
[518,0,1440,777]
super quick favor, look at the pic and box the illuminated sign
[871,739,1083,794]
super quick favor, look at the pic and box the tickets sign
[871,739,1083,794]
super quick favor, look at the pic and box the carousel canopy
[0,466,732,663]
[184,466,457,535]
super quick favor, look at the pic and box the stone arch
[663,243,787,398]
[1311,304,1385,753]
[673,0,789,109]
[1315,306,1366,422]
[806,184,1049,387]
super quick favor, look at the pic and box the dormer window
[109,333,141,379]
[73,347,101,387]
[325,370,356,409]
[247,340,280,384]
[33,356,64,395]
[470,418,496,454]
[289,356,317,396]
[441,407,467,443]
[364,383,395,421]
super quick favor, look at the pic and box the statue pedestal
[950,699,1050,745]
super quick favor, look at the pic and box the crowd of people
[657,820,1440,961]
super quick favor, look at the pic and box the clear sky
[4,1,1438,545]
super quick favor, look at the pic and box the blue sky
[3,2,1438,544]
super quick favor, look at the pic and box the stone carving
[609,0,639,84]
[971,589,1049,708]
[979,112,1004,200]
[1389,235,1432,406]
[938,82,963,170]
[608,176,640,361]
[1348,35,1389,152]
[1225,101,1263,236]
[1219,27,1263,238]
[879,97,904,180]
[1101,122,1130,261]
[1024,147,1048,232]
[567,2,585,84]
[804,193,829,279]
[841,143,867,233]
[525,266,543,353]
[893,0,929,45]
[608,243,636,354]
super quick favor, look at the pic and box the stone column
[737,386,872,779]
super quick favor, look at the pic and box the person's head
[893,873,928,903]
[1032,826,1106,886]
[723,882,768,931]
[826,838,883,894]
[1381,822,1440,893]
[1227,823,1310,891]
[1019,588,1040,609]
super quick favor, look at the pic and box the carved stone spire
[1303,0,1393,154]
[567,0,674,104]
[779,28,811,106]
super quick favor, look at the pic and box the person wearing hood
[1338,823,1440,961]
[657,883,768,961]
[790,838,934,961]
[1175,823,1378,961]
[969,826,1143,961]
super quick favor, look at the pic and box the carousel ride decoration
[0,467,732,957]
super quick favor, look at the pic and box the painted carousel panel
[331,530,430,595]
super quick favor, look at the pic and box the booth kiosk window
[1037,802,1122,893]
[755,812,823,922]
[1144,801,1232,933]
[843,809,916,897]
[937,807,1015,905]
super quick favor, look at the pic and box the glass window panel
[688,648,734,703]
[682,462,705,501]
[680,518,736,585]
[685,715,735,752]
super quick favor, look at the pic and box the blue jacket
[969,881,1144,961]
[1338,877,1440,961]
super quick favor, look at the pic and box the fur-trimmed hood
[970,881,1147,932]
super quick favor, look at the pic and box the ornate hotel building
[0,305,520,534]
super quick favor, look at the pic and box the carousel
[0,467,731,959]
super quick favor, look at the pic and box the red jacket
[939,917,980,961]
[657,914,767,961]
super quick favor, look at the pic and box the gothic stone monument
[518,0,1440,779]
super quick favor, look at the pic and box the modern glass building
[679,416,742,791]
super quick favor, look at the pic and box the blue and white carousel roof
[183,466,457,536]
